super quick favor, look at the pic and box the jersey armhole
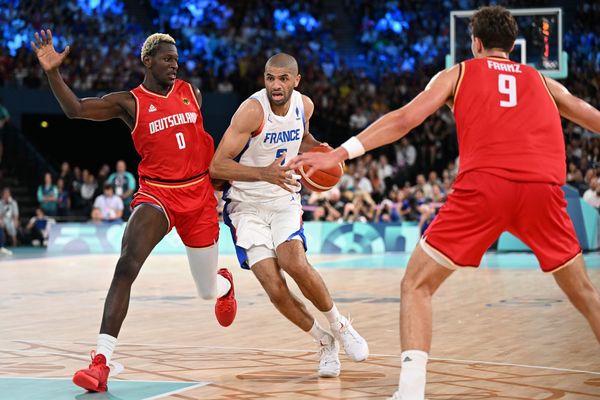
[299,93,307,132]
[453,62,465,101]
[539,72,558,110]
[130,90,140,135]
[186,82,202,111]
[249,98,266,138]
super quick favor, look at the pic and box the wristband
[340,136,366,159]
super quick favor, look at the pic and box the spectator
[80,169,98,216]
[0,97,9,164]
[90,208,103,224]
[56,177,71,217]
[349,106,369,132]
[97,163,111,191]
[70,166,83,211]
[0,97,9,129]
[0,187,19,247]
[378,154,394,189]
[376,198,400,223]
[344,190,376,222]
[583,178,600,209]
[58,161,74,191]
[37,172,58,216]
[323,187,345,221]
[0,226,12,255]
[26,207,55,247]
[413,174,433,199]
[107,160,136,219]
[339,162,356,192]
[356,169,373,194]
[92,183,124,223]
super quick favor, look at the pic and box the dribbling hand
[262,153,299,192]
[31,29,71,72]
[288,150,344,178]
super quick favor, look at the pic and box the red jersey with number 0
[130,79,214,181]
[453,57,565,184]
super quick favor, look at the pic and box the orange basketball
[296,146,343,192]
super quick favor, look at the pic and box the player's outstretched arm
[31,29,130,122]
[209,99,298,192]
[288,65,458,174]
[545,76,600,135]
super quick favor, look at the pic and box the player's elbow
[64,109,78,119]
[208,160,222,180]
[64,106,84,119]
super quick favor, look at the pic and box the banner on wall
[48,222,422,255]
[47,192,598,256]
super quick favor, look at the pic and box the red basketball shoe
[72,351,109,392]
[215,268,237,327]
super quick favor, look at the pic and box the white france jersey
[226,88,305,202]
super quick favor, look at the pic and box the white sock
[185,244,220,300]
[96,333,117,364]
[217,273,231,298]
[398,350,428,400]
[308,319,329,340]
[323,304,342,324]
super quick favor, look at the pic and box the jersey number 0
[175,132,186,149]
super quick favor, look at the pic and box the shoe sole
[72,373,107,392]
[347,353,369,362]
[318,370,341,378]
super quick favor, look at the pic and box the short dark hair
[470,6,518,53]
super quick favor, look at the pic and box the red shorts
[130,174,219,248]
[423,171,581,272]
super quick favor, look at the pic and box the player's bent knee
[277,253,310,275]
[114,255,142,283]
[265,283,291,306]
[401,273,434,297]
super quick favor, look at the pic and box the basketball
[296,146,343,192]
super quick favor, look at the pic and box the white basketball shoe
[388,391,401,400]
[318,334,340,378]
[330,316,369,362]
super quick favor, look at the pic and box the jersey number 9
[498,74,517,108]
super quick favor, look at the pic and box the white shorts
[223,193,306,269]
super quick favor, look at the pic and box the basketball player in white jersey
[210,53,369,377]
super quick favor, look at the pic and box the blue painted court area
[0,377,209,400]
[314,252,600,269]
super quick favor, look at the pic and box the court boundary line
[4,339,600,376]
[0,376,210,400]
[0,376,208,384]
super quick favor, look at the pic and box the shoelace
[319,342,338,366]
[335,316,363,344]
[88,350,105,367]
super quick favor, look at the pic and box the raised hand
[30,29,70,72]
[261,153,299,192]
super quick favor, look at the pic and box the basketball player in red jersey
[31,30,237,392]
[290,6,600,399]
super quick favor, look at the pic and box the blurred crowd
[0,158,136,253]
[0,0,599,252]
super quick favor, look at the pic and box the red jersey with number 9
[453,57,565,184]
[130,79,214,181]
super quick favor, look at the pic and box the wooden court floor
[1,253,599,399]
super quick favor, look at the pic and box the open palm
[30,29,70,72]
